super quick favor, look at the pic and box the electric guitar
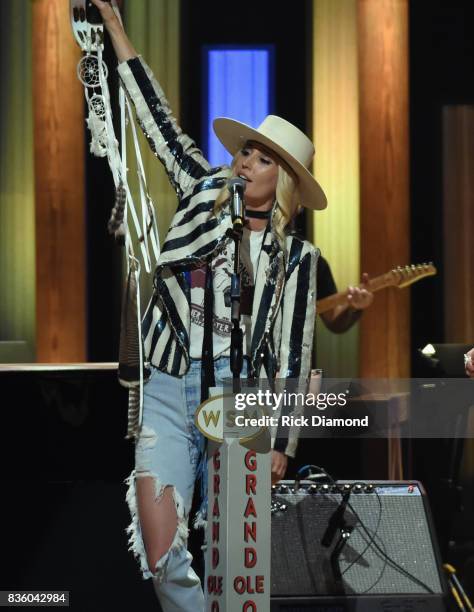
[316,263,437,314]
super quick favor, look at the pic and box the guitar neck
[316,272,395,315]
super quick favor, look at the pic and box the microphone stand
[226,220,244,392]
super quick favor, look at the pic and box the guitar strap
[201,264,216,402]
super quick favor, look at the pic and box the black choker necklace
[245,208,272,219]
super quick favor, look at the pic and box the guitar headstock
[390,263,437,288]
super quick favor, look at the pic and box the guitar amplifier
[270,480,448,611]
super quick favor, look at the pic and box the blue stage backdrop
[202,46,275,166]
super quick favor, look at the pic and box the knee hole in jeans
[133,474,189,576]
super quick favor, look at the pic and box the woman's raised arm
[90,0,211,197]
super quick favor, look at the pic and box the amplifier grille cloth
[271,488,443,596]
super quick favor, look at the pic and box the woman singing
[91,1,327,609]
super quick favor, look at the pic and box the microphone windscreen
[227,176,246,192]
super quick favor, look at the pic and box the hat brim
[213,117,327,211]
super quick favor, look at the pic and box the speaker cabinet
[271,481,448,611]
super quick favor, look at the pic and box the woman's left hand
[89,0,137,62]
[89,0,119,27]
[271,450,288,484]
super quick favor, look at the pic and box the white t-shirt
[189,227,266,359]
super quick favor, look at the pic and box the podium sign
[205,439,270,612]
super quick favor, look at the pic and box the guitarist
[317,255,374,332]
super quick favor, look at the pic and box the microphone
[321,487,351,548]
[227,177,246,230]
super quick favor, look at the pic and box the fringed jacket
[118,57,318,457]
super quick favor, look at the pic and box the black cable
[345,493,388,595]
[347,503,435,594]
[340,482,382,578]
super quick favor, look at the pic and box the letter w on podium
[196,387,271,612]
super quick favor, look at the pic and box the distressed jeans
[125,357,238,611]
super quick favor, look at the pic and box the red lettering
[233,576,265,597]
[244,450,257,471]
[207,576,214,593]
[243,602,257,612]
[212,521,220,543]
[213,497,220,518]
[234,576,261,594]
[212,547,219,569]
[245,547,257,568]
[244,521,257,543]
[213,474,220,494]
[207,576,223,595]
[245,473,256,495]
[244,497,257,518]
[233,576,245,595]
[213,451,220,471]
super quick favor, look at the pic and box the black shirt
[317,255,338,299]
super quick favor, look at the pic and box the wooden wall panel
[443,106,474,343]
[33,0,86,362]
[358,0,410,377]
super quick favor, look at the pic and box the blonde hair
[214,157,300,251]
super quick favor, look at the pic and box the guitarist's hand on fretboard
[346,272,374,311]
[319,271,374,334]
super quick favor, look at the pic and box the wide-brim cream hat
[213,115,327,210]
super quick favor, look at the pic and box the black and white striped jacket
[118,57,318,457]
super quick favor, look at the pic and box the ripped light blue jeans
[125,357,240,611]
